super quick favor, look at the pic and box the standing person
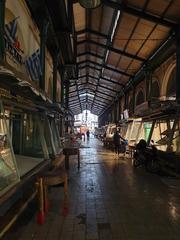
[113,130,120,157]
[113,129,126,157]
[81,132,85,141]
[86,130,90,141]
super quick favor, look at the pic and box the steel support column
[53,54,58,102]
[144,68,152,106]
[176,30,180,103]
[124,93,128,110]
[40,20,49,90]
[0,0,5,61]
[65,82,69,133]
[114,102,117,124]
[132,86,136,113]
[61,74,64,106]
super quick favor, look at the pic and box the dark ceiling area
[26,0,180,116]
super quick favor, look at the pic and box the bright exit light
[79,93,94,98]
[74,110,98,131]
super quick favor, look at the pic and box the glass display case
[119,123,128,139]
[50,118,62,152]
[11,112,49,177]
[150,119,180,152]
[0,102,20,195]
[22,113,49,159]
[125,119,152,146]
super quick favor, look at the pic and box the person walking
[113,130,120,157]
[113,129,126,158]
[86,130,90,141]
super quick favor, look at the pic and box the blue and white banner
[25,49,42,81]
[4,17,19,44]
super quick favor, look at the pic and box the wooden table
[128,145,136,158]
[63,146,80,170]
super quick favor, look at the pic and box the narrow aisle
[3,138,180,240]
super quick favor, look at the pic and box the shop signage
[4,17,23,64]
[4,37,23,64]
[4,17,41,81]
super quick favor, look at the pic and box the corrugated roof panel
[89,55,103,64]
[99,79,120,87]
[125,19,156,55]
[97,86,115,95]
[127,60,142,75]
[138,25,170,58]
[146,0,174,18]
[120,75,130,84]
[77,33,86,42]
[117,56,134,71]
[113,13,138,51]
[90,43,106,56]
[100,5,115,34]
[90,6,103,32]
[79,68,87,75]
[88,68,100,76]
[77,43,86,54]
[165,1,180,21]
[102,69,113,79]
[77,55,87,63]
[107,52,120,68]
[88,77,98,85]
[88,33,107,45]
[73,3,86,31]
[110,72,121,81]
[90,5,114,35]
[126,0,146,9]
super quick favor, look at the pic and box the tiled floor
[3,138,180,240]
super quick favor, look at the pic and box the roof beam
[92,107,105,113]
[70,87,114,98]
[95,95,111,103]
[69,87,114,99]
[76,28,109,39]
[69,103,81,108]
[69,99,80,104]
[70,108,81,112]
[92,103,105,109]
[93,101,107,107]
[68,94,79,99]
[77,51,104,59]
[77,39,145,62]
[78,65,101,73]
[102,0,176,28]
[92,97,109,106]
[78,60,132,77]
[70,81,118,93]
[92,105,106,111]
[71,74,125,86]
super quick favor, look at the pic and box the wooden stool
[63,147,80,170]
[37,169,68,224]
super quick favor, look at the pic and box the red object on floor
[37,211,45,225]
[44,200,49,213]
[63,207,69,217]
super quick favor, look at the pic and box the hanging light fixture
[79,0,101,9]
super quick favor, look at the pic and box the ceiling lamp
[79,0,101,9]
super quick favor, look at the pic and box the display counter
[15,155,44,177]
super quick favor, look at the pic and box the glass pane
[144,122,152,142]
[50,119,61,152]
[151,120,168,151]
[0,103,19,194]
[172,120,180,154]
[22,114,49,158]
[120,124,128,139]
